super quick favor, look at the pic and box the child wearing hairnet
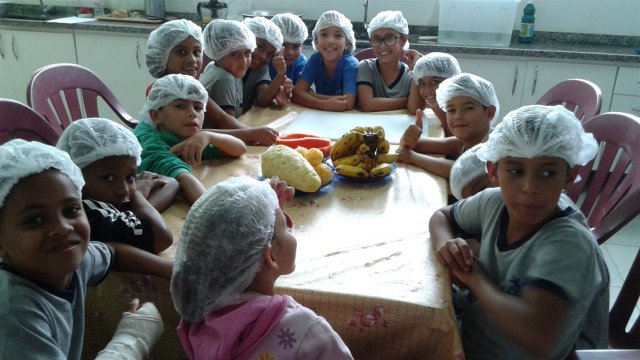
[398,73,499,180]
[408,52,462,136]
[293,10,359,112]
[269,13,309,85]
[0,139,171,359]
[357,11,416,112]
[56,118,173,254]
[137,74,247,204]
[146,19,279,146]
[429,105,609,359]
[200,19,256,118]
[449,143,494,201]
[171,177,353,359]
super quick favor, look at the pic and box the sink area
[2,13,63,21]
[0,3,75,22]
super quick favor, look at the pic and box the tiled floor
[600,215,640,331]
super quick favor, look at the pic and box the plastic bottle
[518,0,535,44]
[93,1,105,17]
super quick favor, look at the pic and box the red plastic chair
[27,63,137,134]
[536,79,602,122]
[0,98,60,145]
[566,112,640,245]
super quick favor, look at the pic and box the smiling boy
[429,105,609,359]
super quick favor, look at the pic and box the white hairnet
[367,10,409,37]
[413,52,461,83]
[476,105,598,167]
[0,139,84,208]
[140,74,209,128]
[312,10,356,54]
[243,16,284,53]
[146,19,204,78]
[56,118,141,169]
[450,143,486,200]
[271,13,308,44]
[202,19,256,61]
[171,177,279,322]
[436,73,501,128]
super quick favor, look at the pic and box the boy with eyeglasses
[357,11,420,112]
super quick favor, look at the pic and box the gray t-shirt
[199,62,243,118]
[242,65,271,113]
[356,59,412,98]
[451,188,609,360]
[0,242,112,360]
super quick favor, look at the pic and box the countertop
[0,16,638,65]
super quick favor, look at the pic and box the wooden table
[83,105,463,360]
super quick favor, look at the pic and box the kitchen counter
[1,16,638,65]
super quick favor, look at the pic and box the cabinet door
[0,29,76,104]
[455,57,526,118]
[610,95,640,117]
[521,61,617,112]
[76,33,155,119]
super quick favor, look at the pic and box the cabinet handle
[632,107,640,113]
[0,34,4,59]
[11,34,18,61]
[135,41,141,69]
[531,66,538,96]
[512,65,518,95]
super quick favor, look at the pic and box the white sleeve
[294,317,354,360]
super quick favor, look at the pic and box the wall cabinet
[610,67,640,117]
[0,29,76,104]
[455,55,618,117]
[75,33,155,118]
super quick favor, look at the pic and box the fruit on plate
[296,147,332,187]
[276,133,332,158]
[261,145,322,193]
[330,126,396,178]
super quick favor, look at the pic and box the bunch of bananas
[330,126,398,179]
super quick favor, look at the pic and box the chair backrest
[27,63,137,134]
[566,112,640,244]
[0,98,60,145]
[536,78,602,122]
[354,47,410,64]
[609,247,640,348]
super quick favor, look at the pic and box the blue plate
[328,160,397,183]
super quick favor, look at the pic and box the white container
[438,0,520,48]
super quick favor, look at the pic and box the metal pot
[145,0,165,19]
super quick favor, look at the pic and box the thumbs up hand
[400,109,424,149]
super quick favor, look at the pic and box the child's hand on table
[135,171,167,198]
[435,237,474,273]
[170,132,211,166]
[248,127,279,146]
[400,109,424,149]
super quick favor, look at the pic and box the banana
[355,155,376,172]
[332,154,362,167]
[330,131,364,161]
[369,163,393,178]
[350,126,367,134]
[376,153,398,164]
[336,164,369,178]
[377,139,390,154]
[356,142,370,155]
[372,125,385,140]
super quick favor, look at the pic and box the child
[408,52,461,136]
[429,105,609,359]
[171,177,353,359]
[136,73,247,204]
[270,13,309,85]
[0,139,171,359]
[357,10,414,112]
[200,19,256,118]
[243,16,293,112]
[398,72,499,179]
[146,19,279,146]
[292,10,358,112]
[449,143,493,200]
[56,118,173,254]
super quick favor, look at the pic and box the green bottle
[518,0,535,44]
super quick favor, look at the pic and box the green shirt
[135,121,219,178]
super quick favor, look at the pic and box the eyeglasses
[369,35,401,47]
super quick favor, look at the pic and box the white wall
[13,0,640,36]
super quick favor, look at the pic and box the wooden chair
[566,112,640,245]
[572,247,640,358]
[0,98,60,145]
[27,63,137,134]
[536,78,602,122]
